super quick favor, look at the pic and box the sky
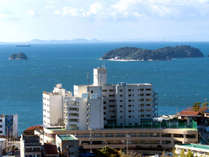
[0,0,209,42]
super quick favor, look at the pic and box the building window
[146,98,152,101]
[91,90,93,93]
[186,134,196,138]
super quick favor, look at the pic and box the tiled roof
[25,125,43,132]
[179,106,208,116]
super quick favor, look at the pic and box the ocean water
[0,42,209,133]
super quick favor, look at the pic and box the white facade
[43,67,157,131]
[0,114,18,138]
[93,67,107,86]
[43,84,72,127]
[75,68,157,128]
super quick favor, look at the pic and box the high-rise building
[42,67,157,130]
[43,84,72,127]
[0,114,18,138]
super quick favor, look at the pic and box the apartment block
[0,114,18,138]
[43,67,157,130]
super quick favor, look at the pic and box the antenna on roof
[87,72,90,85]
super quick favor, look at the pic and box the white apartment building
[43,84,72,127]
[43,67,157,130]
[0,114,18,138]
[74,67,157,128]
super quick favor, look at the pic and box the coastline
[100,58,153,62]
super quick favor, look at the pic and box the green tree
[172,148,177,157]
[180,149,185,157]
[193,102,201,111]
[186,150,194,157]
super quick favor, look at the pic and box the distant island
[9,53,28,60]
[101,45,204,61]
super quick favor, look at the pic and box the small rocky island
[9,53,28,60]
[102,45,204,61]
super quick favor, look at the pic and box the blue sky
[0,0,209,42]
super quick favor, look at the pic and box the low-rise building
[20,130,42,157]
[56,134,79,157]
[0,114,18,138]
[34,120,198,155]
[175,144,209,157]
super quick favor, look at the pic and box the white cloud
[28,10,36,16]
[86,2,103,16]
[50,0,209,20]
[62,7,81,16]
[0,13,8,19]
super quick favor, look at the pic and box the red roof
[179,106,208,116]
[43,143,58,155]
[25,125,43,131]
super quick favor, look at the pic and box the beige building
[34,125,198,154]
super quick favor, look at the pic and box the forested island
[9,53,28,60]
[101,45,204,61]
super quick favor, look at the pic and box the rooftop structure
[57,134,78,141]
[178,106,208,117]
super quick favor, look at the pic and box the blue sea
[0,42,209,133]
